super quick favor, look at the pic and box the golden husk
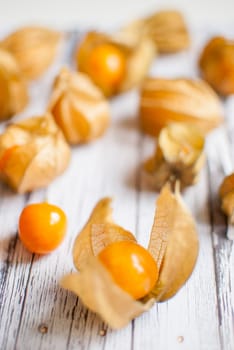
[144,123,205,190]
[140,77,223,136]
[199,36,234,96]
[1,26,62,80]
[219,173,234,223]
[119,10,190,53]
[48,67,110,144]
[61,185,199,329]
[76,31,155,97]
[147,185,199,301]
[0,113,70,193]
[0,48,28,121]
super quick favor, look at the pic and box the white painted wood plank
[206,101,234,350]
[133,29,222,350]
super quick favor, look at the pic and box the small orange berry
[98,241,158,299]
[85,43,126,95]
[18,202,67,254]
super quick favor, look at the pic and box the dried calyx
[61,184,199,329]
[48,67,110,144]
[199,36,234,96]
[219,173,234,224]
[0,48,28,121]
[76,31,155,97]
[1,26,62,80]
[118,10,190,53]
[140,77,223,136]
[144,123,205,190]
[0,113,70,193]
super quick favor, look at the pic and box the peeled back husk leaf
[1,26,62,80]
[48,67,110,144]
[73,197,136,270]
[199,36,234,96]
[140,77,223,136]
[0,113,70,193]
[76,31,155,96]
[61,185,199,328]
[118,10,190,53]
[147,184,199,301]
[0,48,28,121]
[144,123,205,190]
[111,32,156,92]
[61,258,154,329]
[219,173,234,224]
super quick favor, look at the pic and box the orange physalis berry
[18,202,67,254]
[98,241,158,299]
[85,43,126,95]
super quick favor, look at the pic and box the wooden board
[0,27,234,350]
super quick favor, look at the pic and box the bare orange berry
[98,241,158,299]
[18,202,67,254]
[85,43,126,95]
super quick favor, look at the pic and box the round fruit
[98,241,158,299]
[18,202,67,254]
[85,43,126,95]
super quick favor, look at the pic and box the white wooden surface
[0,26,234,350]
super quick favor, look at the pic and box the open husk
[0,113,70,193]
[0,48,28,121]
[48,67,110,144]
[219,173,234,224]
[76,31,155,97]
[1,26,62,80]
[199,36,234,96]
[147,184,199,301]
[61,185,199,329]
[119,10,190,53]
[140,77,223,136]
[144,123,205,190]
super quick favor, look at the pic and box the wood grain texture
[0,28,234,350]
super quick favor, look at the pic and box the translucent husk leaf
[219,173,234,223]
[61,258,154,329]
[73,198,136,270]
[1,26,62,80]
[118,10,190,53]
[148,184,199,301]
[0,113,70,193]
[118,37,155,92]
[145,123,205,190]
[76,31,155,97]
[62,185,199,328]
[199,36,234,96]
[0,48,28,121]
[48,67,110,144]
[140,77,223,136]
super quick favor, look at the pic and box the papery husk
[1,26,62,80]
[73,198,136,270]
[145,123,205,190]
[62,186,199,328]
[48,67,110,144]
[61,258,154,329]
[76,31,155,96]
[219,173,234,224]
[0,113,70,193]
[199,36,234,96]
[0,48,28,121]
[118,10,190,53]
[147,184,199,301]
[140,77,223,136]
